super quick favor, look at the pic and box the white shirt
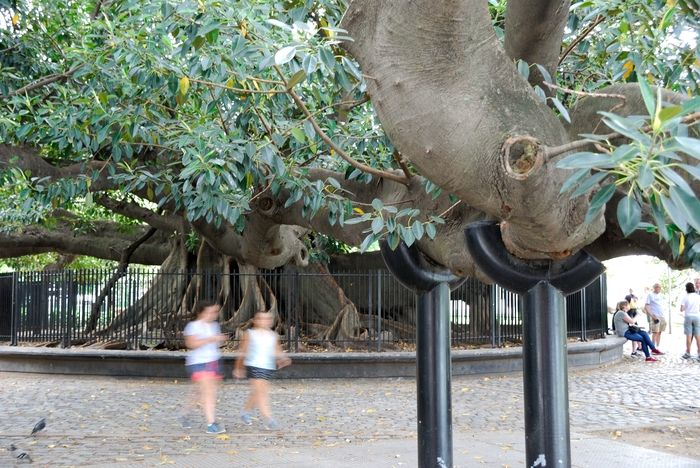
[184,320,221,366]
[645,292,667,319]
[244,328,277,370]
[681,293,700,318]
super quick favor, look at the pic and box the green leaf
[660,5,677,31]
[319,48,336,71]
[658,105,683,123]
[359,233,376,252]
[669,186,700,232]
[681,96,700,114]
[274,46,297,66]
[516,59,529,80]
[345,213,371,225]
[411,220,425,240]
[637,164,654,189]
[679,163,700,180]
[638,78,655,117]
[572,172,609,197]
[661,195,688,232]
[550,97,571,123]
[534,63,552,84]
[584,183,616,223]
[266,19,292,31]
[302,54,318,75]
[556,152,617,169]
[650,200,669,241]
[290,127,305,143]
[371,198,383,211]
[387,231,400,250]
[371,216,383,234]
[674,137,700,160]
[617,196,641,236]
[400,225,415,247]
[286,70,306,90]
[559,168,590,194]
[599,112,650,144]
[425,223,437,240]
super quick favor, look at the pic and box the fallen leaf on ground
[216,434,230,441]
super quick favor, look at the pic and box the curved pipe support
[380,241,465,468]
[465,221,605,468]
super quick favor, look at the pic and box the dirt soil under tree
[589,421,700,460]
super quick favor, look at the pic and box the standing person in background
[625,289,638,309]
[695,277,700,295]
[183,300,228,434]
[645,283,668,348]
[680,282,700,359]
[234,311,291,430]
[639,286,651,328]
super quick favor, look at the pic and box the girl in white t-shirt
[680,282,700,359]
[183,301,227,434]
[234,311,291,430]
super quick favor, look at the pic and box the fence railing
[0,269,607,351]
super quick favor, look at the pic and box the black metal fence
[0,269,607,351]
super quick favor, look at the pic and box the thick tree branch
[504,0,571,90]
[0,222,169,264]
[0,144,113,190]
[1,65,83,99]
[93,195,181,232]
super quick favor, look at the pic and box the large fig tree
[0,0,698,345]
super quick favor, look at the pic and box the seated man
[613,301,664,362]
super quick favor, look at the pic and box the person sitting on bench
[612,301,664,362]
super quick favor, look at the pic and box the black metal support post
[380,242,464,468]
[522,281,570,466]
[416,281,452,466]
[465,222,604,468]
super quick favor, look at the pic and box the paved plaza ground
[1,333,699,467]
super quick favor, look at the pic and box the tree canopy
[1,0,699,275]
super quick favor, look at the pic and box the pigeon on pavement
[16,451,32,463]
[30,418,46,436]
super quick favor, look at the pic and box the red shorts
[186,360,222,382]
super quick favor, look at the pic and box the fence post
[293,269,300,353]
[367,269,373,352]
[377,270,382,352]
[490,285,497,347]
[580,285,587,342]
[11,272,18,346]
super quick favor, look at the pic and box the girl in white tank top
[234,311,291,430]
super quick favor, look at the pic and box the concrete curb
[0,337,624,379]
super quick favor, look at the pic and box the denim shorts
[246,366,275,380]
[186,360,222,381]
[684,316,700,336]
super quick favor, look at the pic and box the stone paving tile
[1,351,699,467]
